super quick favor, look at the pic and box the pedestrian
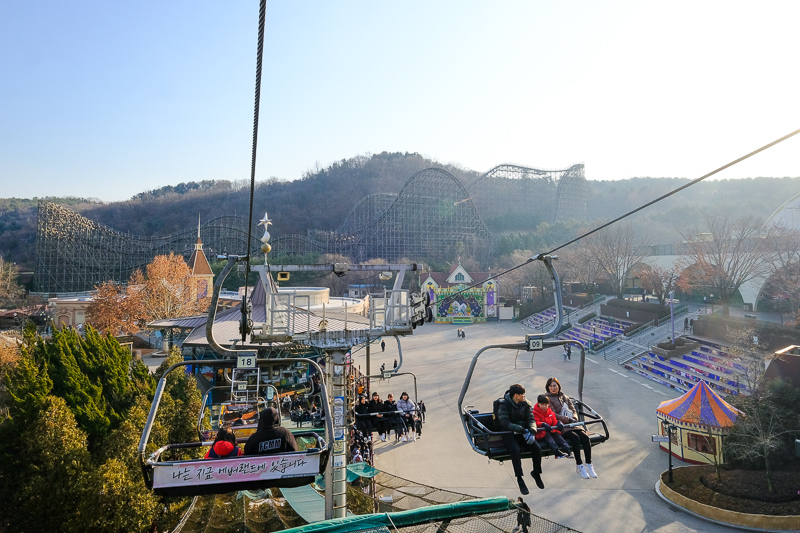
[566,345,571,361]
[381,340,385,352]
[462,330,466,340]
[393,359,398,369]
[563,345,568,362]
[457,328,461,339]
[418,400,426,422]
[684,317,688,332]
[689,318,694,332]
[513,497,531,533]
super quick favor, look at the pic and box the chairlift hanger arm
[206,255,253,356]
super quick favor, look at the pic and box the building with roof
[188,234,214,301]
[655,380,741,465]
[420,262,498,324]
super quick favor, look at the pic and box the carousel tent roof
[656,380,740,428]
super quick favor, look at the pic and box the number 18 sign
[237,355,256,369]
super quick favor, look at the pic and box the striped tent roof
[656,380,740,428]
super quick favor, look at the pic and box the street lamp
[669,290,675,344]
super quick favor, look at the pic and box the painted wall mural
[438,295,483,318]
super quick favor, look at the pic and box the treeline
[0,326,199,531]
[1,152,799,269]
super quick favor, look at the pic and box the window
[687,432,716,455]
[455,273,464,281]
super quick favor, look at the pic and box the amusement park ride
[136,1,608,522]
[137,224,609,517]
[137,210,434,514]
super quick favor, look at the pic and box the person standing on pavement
[496,384,544,494]
[381,340,385,352]
[513,497,531,533]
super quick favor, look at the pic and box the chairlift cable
[242,0,268,340]
[436,127,800,307]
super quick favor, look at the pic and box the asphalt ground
[360,321,737,533]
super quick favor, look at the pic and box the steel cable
[438,127,800,305]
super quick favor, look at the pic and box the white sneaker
[411,434,417,442]
[585,463,597,478]
[576,464,590,479]
[400,435,408,442]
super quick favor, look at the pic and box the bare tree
[584,222,649,298]
[722,326,790,493]
[639,264,678,306]
[764,224,800,325]
[0,256,24,308]
[677,215,777,315]
[679,400,728,480]
[559,245,602,296]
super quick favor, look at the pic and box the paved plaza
[361,321,739,533]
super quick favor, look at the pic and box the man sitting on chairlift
[244,407,297,455]
[496,384,544,495]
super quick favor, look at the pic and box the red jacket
[532,404,560,440]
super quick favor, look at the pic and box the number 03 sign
[237,355,256,369]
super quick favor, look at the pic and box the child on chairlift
[532,395,572,458]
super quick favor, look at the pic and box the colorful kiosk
[655,380,740,465]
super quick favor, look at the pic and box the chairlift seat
[464,408,609,462]
[143,431,329,497]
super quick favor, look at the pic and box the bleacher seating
[521,306,573,330]
[556,316,633,347]
[623,339,748,396]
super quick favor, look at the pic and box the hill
[1,152,799,270]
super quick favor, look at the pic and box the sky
[2,1,800,202]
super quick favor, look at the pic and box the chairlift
[457,255,609,461]
[139,358,332,497]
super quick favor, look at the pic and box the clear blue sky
[2,1,800,202]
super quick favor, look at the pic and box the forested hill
[1,150,799,268]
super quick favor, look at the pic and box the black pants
[356,418,373,436]
[563,428,592,465]
[501,433,542,478]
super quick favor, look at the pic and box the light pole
[669,290,675,344]
[709,294,714,314]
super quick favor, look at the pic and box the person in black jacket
[369,392,387,441]
[383,393,407,441]
[244,407,297,455]
[354,394,373,440]
[496,384,544,495]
